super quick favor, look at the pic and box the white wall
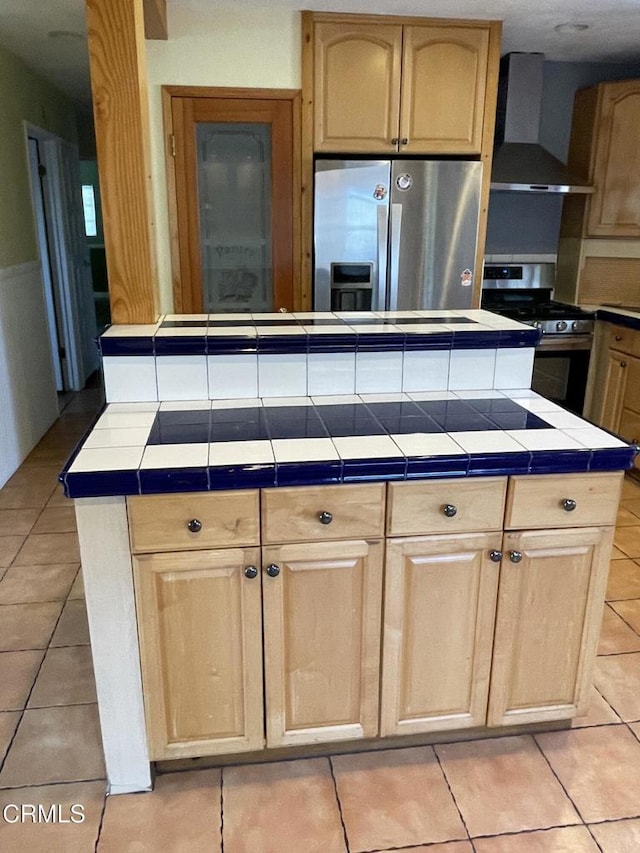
[145,3,301,311]
[0,261,59,486]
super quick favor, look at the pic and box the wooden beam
[143,0,167,40]
[86,0,159,324]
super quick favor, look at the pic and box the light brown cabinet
[310,15,496,155]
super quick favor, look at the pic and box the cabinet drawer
[505,473,622,530]
[387,478,507,536]
[261,484,385,544]
[606,323,640,357]
[128,491,260,553]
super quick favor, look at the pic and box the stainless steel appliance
[481,262,594,414]
[313,159,483,312]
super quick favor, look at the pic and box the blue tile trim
[154,336,207,355]
[308,334,358,353]
[208,464,277,490]
[452,331,502,349]
[65,470,141,498]
[528,449,592,474]
[467,452,531,476]
[403,332,453,351]
[596,309,640,331]
[356,333,406,351]
[589,447,637,471]
[405,454,469,478]
[498,329,541,348]
[206,337,258,355]
[257,335,309,354]
[139,467,209,494]
[342,457,407,482]
[276,461,343,486]
[99,336,155,356]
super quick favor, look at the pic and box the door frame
[162,86,303,313]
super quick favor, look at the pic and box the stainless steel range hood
[490,53,594,194]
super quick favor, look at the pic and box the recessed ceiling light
[47,30,85,41]
[554,23,590,34]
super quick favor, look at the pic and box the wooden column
[86,0,160,324]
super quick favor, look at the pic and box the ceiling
[1,0,640,106]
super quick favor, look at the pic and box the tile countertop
[60,390,638,499]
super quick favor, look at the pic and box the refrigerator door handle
[388,203,402,310]
[376,205,389,311]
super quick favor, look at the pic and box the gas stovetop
[486,300,595,335]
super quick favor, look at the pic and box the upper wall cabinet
[310,15,497,155]
[562,79,640,238]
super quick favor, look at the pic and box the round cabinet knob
[562,498,577,512]
[244,565,258,579]
[615,335,623,341]
[509,550,523,563]
[318,511,333,525]
[489,550,503,562]
[187,518,203,533]
[266,564,280,578]
[621,361,628,368]
[391,137,399,145]
[400,137,409,145]
[442,504,458,518]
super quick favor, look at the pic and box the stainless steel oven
[481,262,594,415]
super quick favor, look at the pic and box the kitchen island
[60,310,637,794]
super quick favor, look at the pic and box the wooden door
[400,24,489,154]
[488,526,614,727]
[313,22,402,152]
[262,539,383,747]
[588,80,640,237]
[600,349,630,433]
[133,547,264,760]
[381,532,501,736]
[169,90,298,312]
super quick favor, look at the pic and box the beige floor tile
[0,508,39,537]
[0,781,105,853]
[332,747,466,851]
[611,599,640,635]
[0,650,45,710]
[617,506,640,527]
[624,498,640,518]
[223,758,345,853]
[0,602,63,651]
[630,721,640,740]
[536,725,640,822]
[606,559,640,600]
[598,605,640,655]
[435,735,579,837]
[0,481,57,511]
[611,546,629,560]
[590,819,640,853]
[98,769,221,853]
[0,563,78,604]
[0,536,26,569]
[594,653,640,721]
[28,645,97,708]
[47,483,70,508]
[0,704,105,787]
[50,599,90,646]
[31,505,77,534]
[572,686,620,727]
[614,526,640,558]
[0,711,20,763]
[474,826,600,852]
[13,532,80,566]
[396,844,473,853]
[5,466,61,491]
[68,570,84,600]
[621,477,640,500]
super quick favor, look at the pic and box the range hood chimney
[490,53,593,194]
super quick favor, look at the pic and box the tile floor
[1,388,640,851]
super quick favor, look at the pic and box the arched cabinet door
[313,22,403,153]
[400,25,489,154]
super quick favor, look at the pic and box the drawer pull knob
[489,550,503,562]
[615,335,623,341]
[266,564,280,578]
[509,550,523,564]
[244,566,258,579]
[621,361,628,368]
[400,137,409,145]
[187,518,203,533]
[391,137,399,145]
[442,504,458,518]
[562,498,577,512]
[318,511,333,525]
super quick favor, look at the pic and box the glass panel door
[196,123,272,312]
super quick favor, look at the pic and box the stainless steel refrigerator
[313,159,483,312]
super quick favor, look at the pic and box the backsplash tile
[155,355,208,401]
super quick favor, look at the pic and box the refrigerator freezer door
[314,160,391,311]
[390,160,483,310]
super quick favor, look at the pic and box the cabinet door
[588,80,640,236]
[400,24,489,154]
[134,548,264,760]
[600,349,630,433]
[262,539,383,747]
[314,22,402,152]
[381,532,501,736]
[488,526,614,727]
